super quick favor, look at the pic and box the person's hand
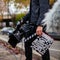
[36,26,43,36]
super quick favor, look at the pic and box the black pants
[25,39,50,60]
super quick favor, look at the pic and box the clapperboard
[24,32,54,55]
[9,30,54,55]
[30,33,54,55]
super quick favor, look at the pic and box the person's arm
[14,0,31,32]
[18,12,30,25]
[36,0,49,36]
[36,0,49,26]
[22,12,30,23]
[13,12,30,33]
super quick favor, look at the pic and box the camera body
[8,23,36,48]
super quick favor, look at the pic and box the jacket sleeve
[13,11,30,33]
[36,0,49,26]
[22,12,30,23]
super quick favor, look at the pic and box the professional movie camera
[8,20,37,48]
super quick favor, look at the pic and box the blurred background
[0,0,60,60]
[0,0,30,28]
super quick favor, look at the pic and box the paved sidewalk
[0,34,60,60]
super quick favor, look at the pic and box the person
[8,0,50,60]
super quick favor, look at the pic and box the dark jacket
[23,0,50,26]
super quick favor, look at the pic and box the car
[0,27,15,35]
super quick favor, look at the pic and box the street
[0,34,60,60]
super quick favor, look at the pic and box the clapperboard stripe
[25,33,36,42]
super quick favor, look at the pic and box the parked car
[0,27,15,35]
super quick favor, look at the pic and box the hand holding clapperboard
[29,32,54,55]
